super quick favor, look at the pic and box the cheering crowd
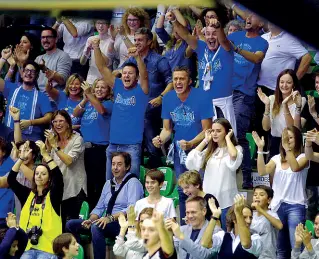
[0,1,319,258]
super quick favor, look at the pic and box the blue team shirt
[228,31,268,96]
[0,157,14,219]
[195,40,234,99]
[110,78,148,144]
[80,100,113,145]
[162,88,213,141]
[56,91,82,126]
[3,81,53,141]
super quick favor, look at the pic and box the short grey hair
[224,20,245,35]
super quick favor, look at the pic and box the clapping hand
[208,198,222,219]
[118,213,128,229]
[44,129,57,148]
[257,87,270,105]
[35,140,48,157]
[13,44,29,65]
[165,218,183,239]
[152,135,163,148]
[81,81,91,95]
[234,194,246,215]
[19,141,32,161]
[1,46,12,60]
[308,95,316,116]
[128,47,139,58]
[6,212,17,228]
[305,128,319,145]
[292,91,302,108]
[252,131,265,150]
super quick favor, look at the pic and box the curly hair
[122,7,150,34]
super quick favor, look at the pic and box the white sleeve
[113,236,129,257]
[211,231,226,253]
[285,35,308,60]
[185,149,206,171]
[76,21,94,37]
[225,145,243,171]
[166,198,177,219]
[242,233,263,257]
[125,232,147,253]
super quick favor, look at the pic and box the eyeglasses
[41,35,55,40]
[127,18,140,23]
[205,15,217,19]
[52,120,66,124]
[24,69,36,75]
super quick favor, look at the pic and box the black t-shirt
[143,248,177,259]
[204,194,220,220]
[301,99,319,186]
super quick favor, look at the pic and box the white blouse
[185,146,243,209]
[270,153,309,212]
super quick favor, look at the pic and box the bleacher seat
[305,90,319,98]
[306,219,315,237]
[246,133,256,161]
[165,186,179,208]
[74,244,85,259]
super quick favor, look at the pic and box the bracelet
[157,11,165,16]
[78,103,84,109]
[231,3,236,9]
[128,225,136,228]
[203,139,209,145]
[1,57,7,62]
[14,120,20,123]
[9,68,15,73]
[170,18,177,24]
[263,113,270,117]
[19,157,27,161]
[46,159,54,164]
[211,216,220,221]
[257,151,269,155]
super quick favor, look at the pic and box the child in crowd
[53,233,80,259]
[250,185,283,259]
[134,169,176,219]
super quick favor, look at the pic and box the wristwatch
[53,146,61,152]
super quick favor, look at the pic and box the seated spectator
[258,69,306,158]
[292,215,319,258]
[73,79,113,209]
[45,73,84,130]
[35,28,72,91]
[7,140,64,258]
[53,17,94,78]
[66,152,143,259]
[224,20,245,35]
[178,170,219,221]
[0,60,53,141]
[80,19,113,84]
[113,206,151,259]
[165,196,216,259]
[185,118,242,230]
[135,169,176,219]
[250,185,283,259]
[53,233,80,259]
[141,210,176,259]
[45,110,87,227]
[252,127,309,258]
[0,212,28,258]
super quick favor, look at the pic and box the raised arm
[53,17,78,37]
[231,40,266,64]
[257,88,271,131]
[45,80,60,101]
[9,106,23,143]
[234,194,251,249]
[208,19,231,51]
[292,91,303,130]
[73,97,88,117]
[305,130,319,162]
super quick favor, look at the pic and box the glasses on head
[127,18,140,23]
[24,69,36,75]
[41,35,55,40]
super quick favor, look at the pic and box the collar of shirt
[229,230,242,253]
[112,172,133,185]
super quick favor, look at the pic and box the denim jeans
[106,143,142,180]
[66,219,120,259]
[277,202,306,259]
[21,249,56,259]
[174,144,188,225]
[232,90,255,187]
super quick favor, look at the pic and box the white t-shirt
[250,210,279,259]
[134,196,176,219]
[113,34,135,68]
[258,31,308,90]
[269,95,306,137]
[185,146,243,209]
[270,154,309,212]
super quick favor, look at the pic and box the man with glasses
[35,28,72,91]
[0,60,53,141]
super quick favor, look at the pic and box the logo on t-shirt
[234,43,252,65]
[16,94,30,117]
[170,104,195,127]
[115,93,136,106]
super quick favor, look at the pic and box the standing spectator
[166,11,237,133]
[120,27,173,169]
[228,13,268,189]
[185,118,242,230]
[0,94,13,141]
[7,141,64,258]
[0,60,53,141]
[257,69,305,158]
[73,79,113,210]
[66,152,144,259]
[250,185,283,259]
[45,74,84,130]
[153,67,212,223]
[35,28,72,91]
[45,110,87,227]
[80,19,113,84]
[111,7,126,27]
[94,37,149,179]
[252,128,309,258]
[53,17,94,78]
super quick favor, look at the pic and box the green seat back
[74,244,84,259]
[246,133,256,160]
[166,186,179,208]
[306,220,315,236]
[79,201,89,220]
[305,90,319,98]
[139,165,147,185]
[157,167,175,197]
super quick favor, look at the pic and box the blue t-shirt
[162,88,213,141]
[0,157,14,219]
[80,100,113,145]
[3,82,53,141]
[228,31,268,96]
[110,78,149,144]
[195,40,234,99]
[56,91,82,126]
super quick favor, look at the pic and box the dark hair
[202,118,238,170]
[0,226,9,244]
[226,204,252,232]
[0,94,4,114]
[279,126,303,162]
[111,152,131,172]
[16,140,40,162]
[253,185,274,199]
[22,60,40,90]
[20,32,41,60]
[53,233,74,257]
[0,137,9,158]
[51,110,73,140]
[145,169,165,185]
[135,27,153,41]
[186,196,207,210]
[201,5,229,28]
[173,66,191,76]
[41,27,58,38]
[31,163,52,194]
[273,69,301,117]
[123,62,139,77]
